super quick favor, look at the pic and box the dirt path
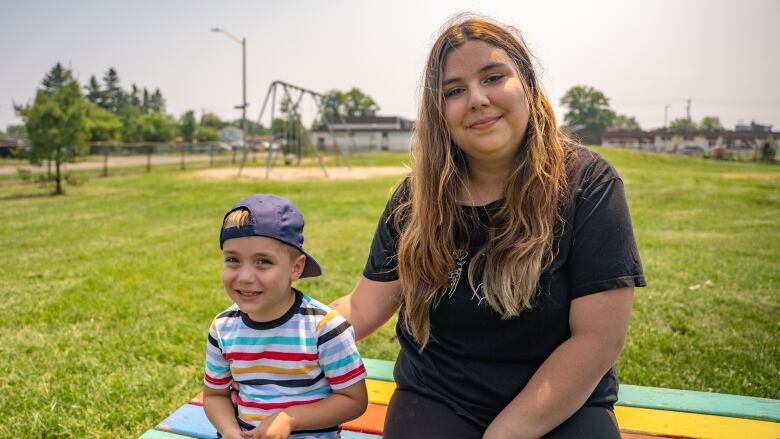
[0,154,229,176]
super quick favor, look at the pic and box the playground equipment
[238,80,364,179]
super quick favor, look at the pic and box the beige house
[603,122,777,153]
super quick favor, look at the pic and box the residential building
[310,112,414,152]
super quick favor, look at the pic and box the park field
[0,148,778,437]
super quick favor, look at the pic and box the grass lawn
[0,149,778,436]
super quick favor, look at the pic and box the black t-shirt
[363,146,646,428]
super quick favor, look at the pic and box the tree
[120,106,146,143]
[102,67,126,114]
[84,75,104,107]
[343,87,378,117]
[19,78,90,194]
[179,110,198,142]
[560,85,616,132]
[320,87,379,121]
[200,112,224,130]
[609,114,641,131]
[41,62,74,92]
[5,124,27,139]
[669,118,697,131]
[141,111,176,142]
[195,126,219,142]
[148,88,166,113]
[86,103,122,142]
[700,116,723,131]
[128,84,142,109]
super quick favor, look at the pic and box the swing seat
[139,358,780,439]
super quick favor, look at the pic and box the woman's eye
[484,74,503,84]
[444,87,464,98]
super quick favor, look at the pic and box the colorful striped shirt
[204,289,366,429]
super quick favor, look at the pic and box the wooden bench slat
[615,405,780,439]
[364,359,780,423]
[139,429,191,439]
[156,403,217,439]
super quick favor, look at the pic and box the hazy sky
[2,0,778,132]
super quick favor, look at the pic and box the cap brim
[300,251,322,279]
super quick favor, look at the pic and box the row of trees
[13,63,227,193]
[10,62,383,193]
[559,85,724,133]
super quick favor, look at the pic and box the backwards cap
[220,194,322,279]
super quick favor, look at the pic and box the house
[219,126,244,148]
[603,123,778,153]
[310,111,414,152]
[0,138,24,158]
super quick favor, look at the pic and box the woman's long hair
[395,15,572,347]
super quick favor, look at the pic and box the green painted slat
[139,429,189,439]
[363,358,780,422]
[363,358,395,382]
[619,384,780,423]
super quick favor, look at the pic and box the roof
[312,115,414,133]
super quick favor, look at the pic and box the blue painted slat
[155,403,382,439]
[156,403,217,439]
[341,431,382,439]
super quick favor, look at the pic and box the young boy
[204,194,368,439]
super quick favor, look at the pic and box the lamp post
[211,27,247,162]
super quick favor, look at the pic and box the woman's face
[442,40,530,166]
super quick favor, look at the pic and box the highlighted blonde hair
[395,14,573,347]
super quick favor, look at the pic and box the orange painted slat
[342,403,387,435]
[189,391,204,406]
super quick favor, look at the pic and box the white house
[310,113,414,152]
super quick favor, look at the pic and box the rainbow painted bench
[140,359,780,439]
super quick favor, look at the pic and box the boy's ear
[290,254,306,281]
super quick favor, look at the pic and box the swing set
[237,80,365,178]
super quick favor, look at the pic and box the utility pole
[211,27,249,169]
[664,104,670,129]
[686,98,692,122]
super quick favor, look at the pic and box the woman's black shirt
[363,146,646,428]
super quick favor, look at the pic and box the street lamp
[211,27,248,162]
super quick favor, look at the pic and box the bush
[65,172,88,186]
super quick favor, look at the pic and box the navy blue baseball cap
[220,194,322,278]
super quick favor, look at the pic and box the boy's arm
[203,386,244,439]
[250,380,368,439]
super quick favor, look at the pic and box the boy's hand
[249,411,294,439]
[219,427,245,439]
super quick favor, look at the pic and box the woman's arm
[329,276,402,341]
[248,380,368,439]
[483,287,634,439]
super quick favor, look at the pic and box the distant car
[677,145,707,156]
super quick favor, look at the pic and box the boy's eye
[255,258,273,265]
[224,257,239,264]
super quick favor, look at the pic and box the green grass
[0,149,778,436]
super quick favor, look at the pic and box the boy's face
[221,236,306,322]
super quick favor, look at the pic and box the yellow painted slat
[365,379,780,439]
[366,378,395,405]
[616,406,780,439]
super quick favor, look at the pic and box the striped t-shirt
[204,289,366,429]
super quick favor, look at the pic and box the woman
[331,15,646,439]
